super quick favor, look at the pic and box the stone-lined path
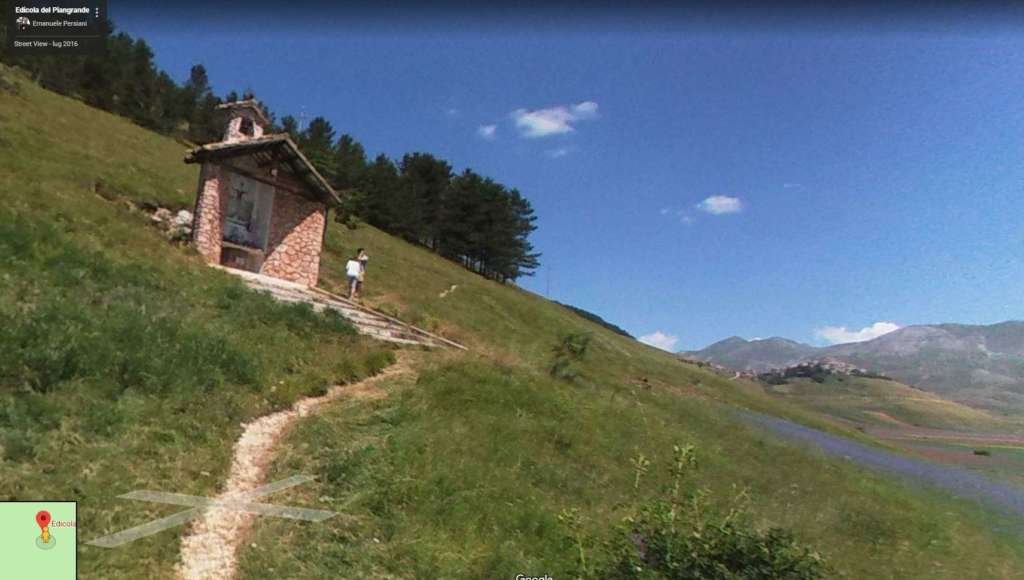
[177,357,414,580]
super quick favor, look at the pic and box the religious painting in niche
[224,172,273,249]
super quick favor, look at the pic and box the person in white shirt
[345,252,363,299]
[356,248,369,295]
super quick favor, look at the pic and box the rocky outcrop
[149,206,193,242]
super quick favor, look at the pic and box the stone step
[228,269,453,349]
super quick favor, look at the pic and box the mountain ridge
[682,321,1024,412]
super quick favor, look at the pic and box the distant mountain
[682,321,1024,412]
[685,336,816,372]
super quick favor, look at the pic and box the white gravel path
[176,360,410,580]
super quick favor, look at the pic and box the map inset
[0,501,76,579]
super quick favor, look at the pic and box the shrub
[564,444,827,579]
[599,504,827,579]
[550,332,592,382]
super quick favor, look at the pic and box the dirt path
[176,357,413,580]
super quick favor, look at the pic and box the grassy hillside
[242,226,1024,575]
[0,64,395,578]
[2,63,1024,578]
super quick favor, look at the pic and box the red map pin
[36,510,51,530]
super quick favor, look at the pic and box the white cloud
[545,146,573,158]
[696,195,744,215]
[477,124,497,140]
[639,331,680,352]
[571,101,599,118]
[815,321,901,345]
[446,107,460,117]
[510,100,599,138]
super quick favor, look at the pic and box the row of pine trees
[293,126,540,282]
[0,15,540,281]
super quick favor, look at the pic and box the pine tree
[399,153,451,248]
[190,93,222,144]
[359,154,402,230]
[279,115,300,139]
[299,116,336,182]
[436,170,539,280]
[333,134,367,190]
[123,38,158,128]
[439,169,485,267]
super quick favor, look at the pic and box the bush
[550,332,592,382]
[564,445,827,579]
[599,505,827,579]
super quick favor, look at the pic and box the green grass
[763,375,1017,432]
[239,222,1024,577]
[243,359,1024,578]
[2,63,1024,578]
[0,64,394,578]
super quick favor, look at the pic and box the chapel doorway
[220,171,274,272]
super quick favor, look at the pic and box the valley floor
[871,428,1024,488]
[740,411,1024,523]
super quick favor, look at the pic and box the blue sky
[118,4,1024,350]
